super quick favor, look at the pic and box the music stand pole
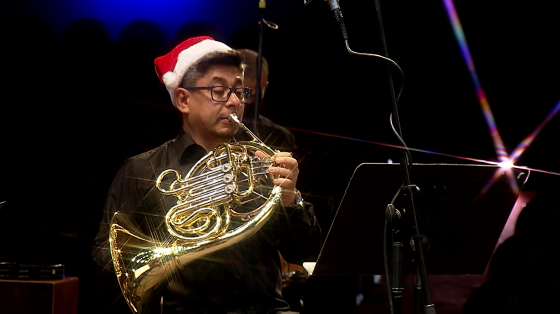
[371,0,435,313]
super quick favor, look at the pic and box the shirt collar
[173,128,203,160]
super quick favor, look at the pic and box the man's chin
[213,125,239,141]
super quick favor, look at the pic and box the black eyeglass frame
[182,86,253,104]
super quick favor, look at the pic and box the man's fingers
[268,166,298,179]
[272,156,297,169]
[255,151,266,160]
[273,177,296,189]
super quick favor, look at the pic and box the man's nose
[225,92,242,107]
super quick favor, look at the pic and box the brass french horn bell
[109,113,283,313]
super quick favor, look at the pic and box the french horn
[109,113,283,314]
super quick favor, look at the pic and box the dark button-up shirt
[93,128,321,314]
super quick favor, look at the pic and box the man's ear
[261,81,270,98]
[175,88,190,114]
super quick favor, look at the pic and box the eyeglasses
[183,86,252,104]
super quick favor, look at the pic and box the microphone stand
[255,0,266,135]
[324,0,436,313]
[254,0,278,136]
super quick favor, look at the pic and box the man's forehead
[200,65,243,83]
[207,75,242,83]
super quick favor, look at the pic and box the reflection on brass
[109,114,282,314]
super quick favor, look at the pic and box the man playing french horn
[92,36,322,314]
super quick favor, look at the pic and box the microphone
[304,0,348,40]
[326,0,348,40]
[326,0,339,10]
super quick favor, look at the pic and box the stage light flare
[508,99,560,162]
[287,126,560,176]
[441,0,509,163]
[498,159,514,170]
[441,0,560,196]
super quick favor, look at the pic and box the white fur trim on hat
[164,39,232,107]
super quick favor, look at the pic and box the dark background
[1,0,559,313]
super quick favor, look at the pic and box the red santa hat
[154,36,233,107]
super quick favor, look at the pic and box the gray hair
[180,50,245,87]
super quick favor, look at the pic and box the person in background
[236,48,297,152]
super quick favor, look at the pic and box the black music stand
[309,163,527,277]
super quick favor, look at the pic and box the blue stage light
[11,0,255,43]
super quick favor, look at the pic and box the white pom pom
[162,72,179,89]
